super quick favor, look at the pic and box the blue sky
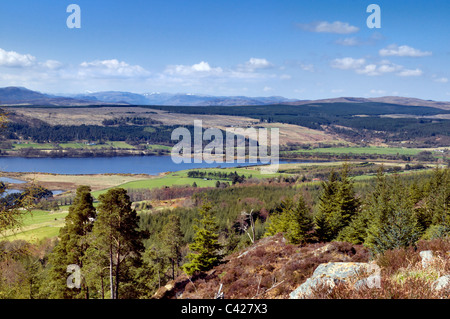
[0,0,449,100]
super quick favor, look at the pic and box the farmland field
[3,210,69,242]
[286,146,426,156]
[91,166,285,198]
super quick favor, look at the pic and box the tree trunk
[109,242,114,299]
[115,254,120,299]
[101,272,105,299]
[172,259,175,280]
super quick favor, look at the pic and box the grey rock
[433,275,450,291]
[289,262,378,299]
[419,250,434,268]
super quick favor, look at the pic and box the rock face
[289,262,378,299]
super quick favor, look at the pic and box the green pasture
[3,210,68,242]
[91,166,284,198]
[286,146,424,156]
[12,141,136,150]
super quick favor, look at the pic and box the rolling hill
[2,86,450,110]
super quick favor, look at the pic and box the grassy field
[59,141,135,149]
[146,144,171,150]
[91,166,285,198]
[12,141,136,150]
[12,143,54,149]
[286,146,425,156]
[3,210,69,242]
[14,172,151,192]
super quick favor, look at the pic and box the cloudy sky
[0,0,449,100]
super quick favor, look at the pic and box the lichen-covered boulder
[419,250,434,268]
[289,262,377,299]
[433,275,450,291]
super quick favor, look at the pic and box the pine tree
[370,207,421,255]
[264,198,294,238]
[314,164,360,241]
[183,201,223,276]
[313,210,333,242]
[160,214,185,280]
[422,167,450,239]
[286,196,314,244]
[363,166,391,249]
[337,209,370,244]
[45,185,96,299]
[264,197,313,244]
[335,163,360,229]
[89,188,148,299]
[365,173,421,254]
[428,167,450,226]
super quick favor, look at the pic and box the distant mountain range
[69,91,299,106]
[0,87,124,107]
[1,86,450,110]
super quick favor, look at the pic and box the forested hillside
[1,164,448,299]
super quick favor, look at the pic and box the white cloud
[263,86,273,92]
[335,33,384,47]
[247,57,272,68]
[379,44,432,57]
[299,63,315,72]
[397,68,423,77]
[165,61,223,76]
[40,60,63,70]
[333,57,422,78]
[239,58,273,72]
[356,64,378,76]
[335,37,360,46]
[370,89,387,95]
[434,77,448,83]
[0,48,36,67]
[79,59,150,78]
[356,60,402,76]
[331,57,366,70]
[298,21,359,34]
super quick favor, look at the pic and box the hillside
[0,87,126,106]
[3,86,450,110]
[154,234,450,299]
[285,96,450,111]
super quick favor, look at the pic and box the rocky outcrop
[289,262,379,299]
[290,249,450,298]
[419,250,434,268]
[420,250,450,292]
[433,275,450,291]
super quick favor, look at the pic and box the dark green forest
[145,103,450,144]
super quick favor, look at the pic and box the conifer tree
[422,167,450,239]
[89,188,147,299]
[160,214,185,280]
[264,198,294,238]
[45,185,96,299]
[314,164,360,240]
[335,163,360,229]
[286,196,314,244]
[183,201,222,276]
[365,173,421,254]
[265,197,313,244]
[313,210,333,242]
[428,167,450,226]
[337,209,370,244]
